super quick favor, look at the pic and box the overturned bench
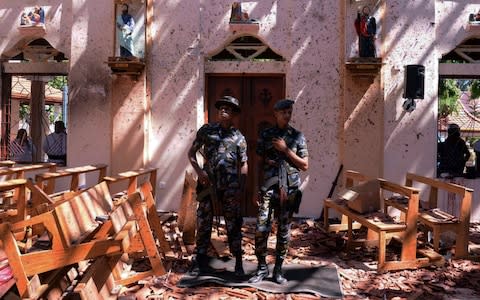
[0,181,166,299]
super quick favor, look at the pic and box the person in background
[10,129,36,163]
[438,123,470,177]
[43,121,67,166]
[249,99,309,284]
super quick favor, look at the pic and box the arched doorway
[206,35,286,216]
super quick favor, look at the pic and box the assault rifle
[318,164,343,221]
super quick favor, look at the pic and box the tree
[47,76,67,91]
[439,79,461,118]
[471,79,480,100]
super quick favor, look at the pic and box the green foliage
[439,79,461,118]
[19,104,30,121]
[471,80,480,100]
[47,76,67,91]
[45,105,57,123]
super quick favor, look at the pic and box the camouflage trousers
[254,188,291,259]
[195,188,243,256]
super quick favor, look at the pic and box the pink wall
[1,1,480,219]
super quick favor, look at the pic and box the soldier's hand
[198,170,210,186]
[253,193,261,207]
[272,137,288,153]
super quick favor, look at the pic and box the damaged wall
[148,0,343,215]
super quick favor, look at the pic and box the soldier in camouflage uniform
[249,99,309,284]
[187,96,248,276]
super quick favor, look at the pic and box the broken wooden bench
[323,170,443,272]
[0,181,166,299]
[385,172,472,258]
[103,168,174,256]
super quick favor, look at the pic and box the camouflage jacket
[256,125,308,189]
[191,123,248,190]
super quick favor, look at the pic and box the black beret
[273,99,295,110]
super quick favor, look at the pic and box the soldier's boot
[272,257,287,284]
[234,253,245,276]
[189,254,215,275]
[248,256,269,283]
[188,255,200,276]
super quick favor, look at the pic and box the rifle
[196,180,223,236]
[318,164,343,221]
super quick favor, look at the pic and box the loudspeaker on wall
[403,65,425,99]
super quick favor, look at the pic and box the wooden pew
[103,167,157,197]
[0,162,56,180]
[0,179,27,224]
[35,163,107,195]
[323,170,443,272]
[385,173,472,258]
[0,160,15,168]
[0,181,165,299]
[0,163,56,214]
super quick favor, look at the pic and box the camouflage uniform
[254,125,308,259]
[191,122,247,256]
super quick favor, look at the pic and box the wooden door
[206,74,285,216]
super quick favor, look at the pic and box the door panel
[206,74,285,216]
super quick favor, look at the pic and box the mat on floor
[177,257,343,298]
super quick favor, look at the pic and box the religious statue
[354,6,376,58]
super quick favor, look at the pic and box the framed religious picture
[20,5,46,27]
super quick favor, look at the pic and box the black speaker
[404,65,425,99]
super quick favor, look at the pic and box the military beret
[273,99,295,110]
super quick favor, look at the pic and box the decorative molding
[106,57,145,78]
[467,22,480,32]
[259,88,272,107]
[345,57,382,77]
[3,62,68,75]
[17,25,46,36]
[229,22,259,33]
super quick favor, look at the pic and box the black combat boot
[248,256,269,283]
[272,257,287,284]
[234,254,245,276]
[189,254,214,275]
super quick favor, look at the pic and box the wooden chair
[0,181,165,299]
[323,170,443,272]
[385,173,472,258]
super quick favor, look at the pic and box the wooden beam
[439,63,480,77]
[31,80,45,163]
[2,62,68,75]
